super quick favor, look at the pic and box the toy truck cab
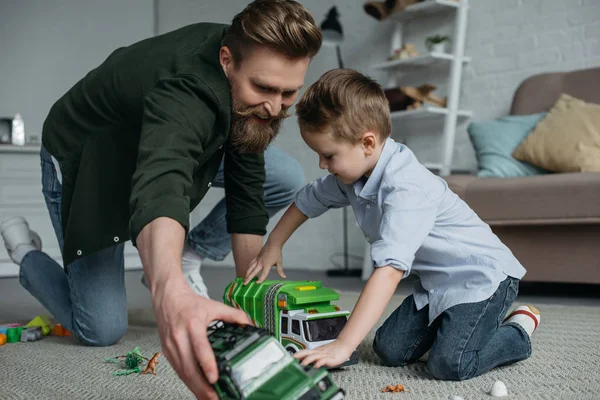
[208,321,345,400]
[278,301,359,367]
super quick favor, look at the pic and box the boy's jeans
[373,276,532,380]
[18,145,304,346]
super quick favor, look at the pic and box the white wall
[0,0,154,139]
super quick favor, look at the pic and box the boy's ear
[362,132,377,155]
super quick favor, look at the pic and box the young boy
[243,69,540,380]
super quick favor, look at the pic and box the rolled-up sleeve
[129,74,215,246]
[294,174,349,218]
[371,184,436,275]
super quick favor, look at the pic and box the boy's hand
[243,241,286,284]
[293,340,354,369]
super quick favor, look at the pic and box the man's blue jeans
[18,145,304,346]
[373,277,532,380]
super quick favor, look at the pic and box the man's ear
[219,46,233,78]
[362,132,377,156]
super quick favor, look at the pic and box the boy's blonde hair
[296,69,392,143]
[223,0,322,65]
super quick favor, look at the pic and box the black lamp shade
[320,6,343,44]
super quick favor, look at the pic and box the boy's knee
[427,351,475,381]
[373,329,410,367]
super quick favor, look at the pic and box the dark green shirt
[41,23,268,267]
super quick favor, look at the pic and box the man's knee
[373,328,410,367]
[266,153,305,205]
[73,309,128,347]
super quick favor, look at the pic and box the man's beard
[229,84,290,153]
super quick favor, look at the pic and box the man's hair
[296,69,392,143]
[222,0,322,65]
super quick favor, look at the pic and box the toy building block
[0,323,23,335]
[25,315,53,336]
[6,327,24,343]
[0,333,6,346]
[53,324,72,337]
[21,327,43,342]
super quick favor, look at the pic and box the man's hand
[243,241,286,284]
[293,340,354,369]
[152,278,250,399]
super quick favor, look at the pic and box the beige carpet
[1,292,599,400]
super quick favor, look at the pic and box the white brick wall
[454,0,600,171]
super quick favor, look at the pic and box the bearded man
[0,1,322,398]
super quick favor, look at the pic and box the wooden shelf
[390,0,461,22]
[0,144,41,154]
[390,106,472,122]
[371,52,470,71]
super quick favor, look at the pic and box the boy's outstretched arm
[293,265,404,369]
[243,202,308,284]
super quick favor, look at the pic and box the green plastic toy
[208,321,345,400]
[104,347,154,376]
[223,278,358,367]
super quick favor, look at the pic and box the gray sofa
[444,66,600,285]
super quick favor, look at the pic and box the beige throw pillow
[512,93,600,172]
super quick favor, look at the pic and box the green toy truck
[223,278,358,367]
[208,321,345,400]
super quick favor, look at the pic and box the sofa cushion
[512,94,600,172]
[467,113,549,178]
[444,172,600,224]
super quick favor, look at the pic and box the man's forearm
[231,233,264,277]
[136,217,187,298]
[337,266,404,350]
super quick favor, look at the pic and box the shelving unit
[372,0,471,177]
[362,0,471,280]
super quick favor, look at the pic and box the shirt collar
[353,138,397,200]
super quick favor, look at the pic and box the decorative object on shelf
[320,6,362,278]
[384,84,447,112]
[387,43,419,60]
[364,0,425,21]
[425,34,451,53]
[0,114,25,145]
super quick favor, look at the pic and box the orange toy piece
[0,333,6,346]
[53,324,72,337]
[382,384,407,393]
[141,352,161,375]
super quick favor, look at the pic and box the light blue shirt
[295,138,526,324]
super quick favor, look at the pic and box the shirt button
[76,250,82,256]
[113,236,119,242]
[207,182,212,188]
[371,195,376,200]
[429,289,435,294]
[366,204,371,209]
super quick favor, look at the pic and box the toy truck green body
[223,278,358,366]
[208,321,345,400]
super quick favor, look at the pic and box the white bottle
[11,113,25,145]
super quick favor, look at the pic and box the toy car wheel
[286,346,297,354]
